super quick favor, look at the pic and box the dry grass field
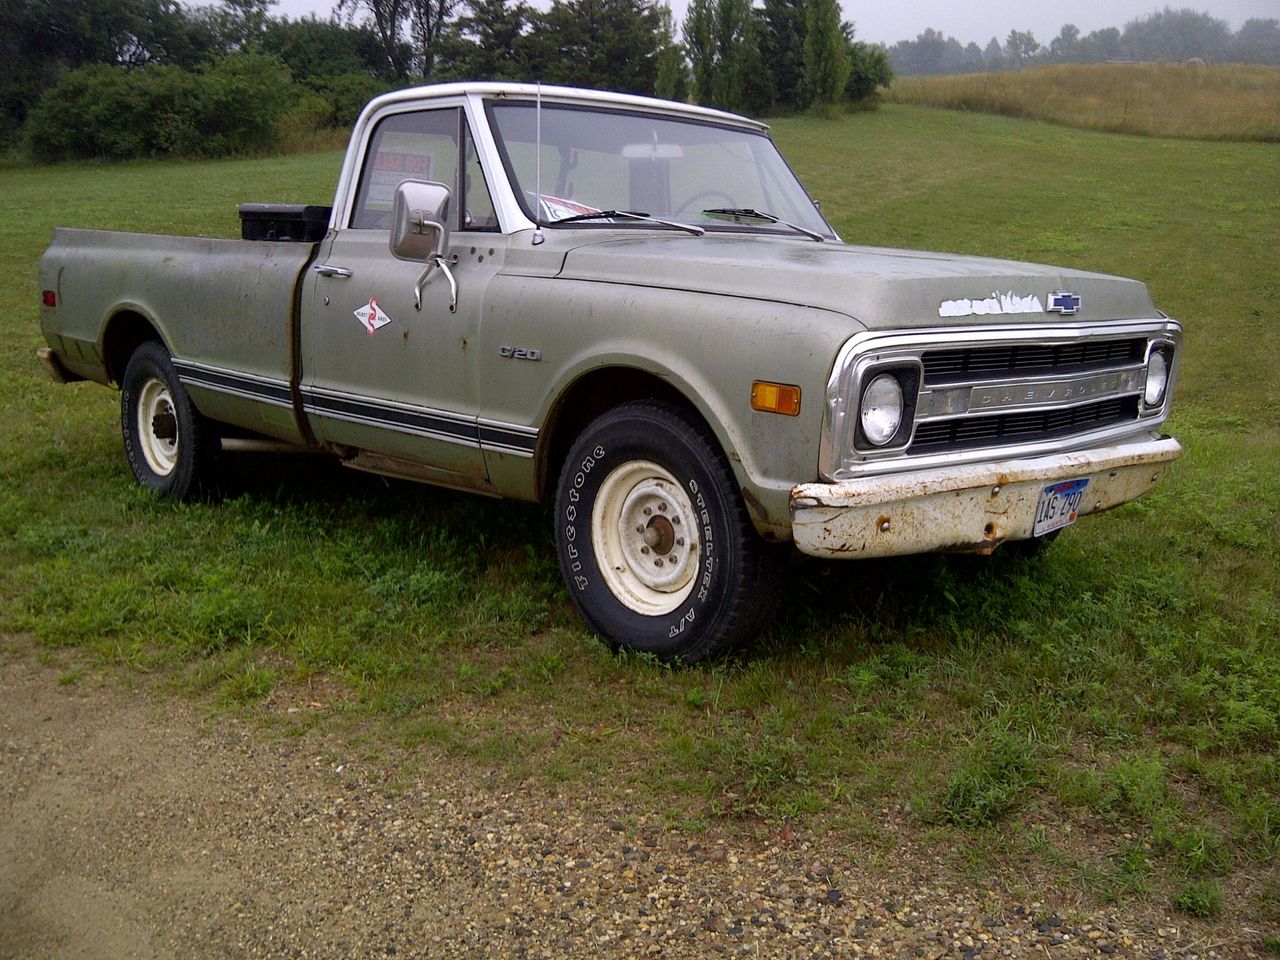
[887,63,1280,142]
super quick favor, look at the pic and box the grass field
[888,63,1280,142]
[1,105,1277,934]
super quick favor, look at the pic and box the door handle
[313,263,352,278]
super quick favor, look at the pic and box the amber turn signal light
[751,381,801,416]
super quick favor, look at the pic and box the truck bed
[40,228,318,440]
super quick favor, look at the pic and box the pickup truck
[37,82,1182,662]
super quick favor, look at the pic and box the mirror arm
[413,255,458,313]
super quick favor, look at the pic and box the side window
[351,108,460,229]
[462,121,499,231]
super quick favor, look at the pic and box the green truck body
[37,83,1183,660]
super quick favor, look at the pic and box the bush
[305,73,399,128]
[28,54,303,162]
[846,41,893,103]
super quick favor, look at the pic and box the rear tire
[554,401,776,662]
[120,341,219,499]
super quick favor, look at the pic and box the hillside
[886,63,1280,141]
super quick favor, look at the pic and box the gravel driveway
[0,655,1261,959]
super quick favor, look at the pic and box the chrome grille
[909,396,1138,454]
[921,337,1147,384]
[820,319,1182,481]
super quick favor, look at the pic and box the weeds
[1174,879,1224,918]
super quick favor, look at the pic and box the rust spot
[460,338,468,350]
[740,487,768,524]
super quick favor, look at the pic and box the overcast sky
[266,0,1278,48]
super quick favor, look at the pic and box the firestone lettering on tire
[562,444,609,591]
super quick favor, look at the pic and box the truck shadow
[213,448,1064,665]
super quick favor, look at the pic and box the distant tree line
[888,9,1280,77]
[3,0,892,161]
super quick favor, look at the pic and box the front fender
[477,274,865,537]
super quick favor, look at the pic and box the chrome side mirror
[391,180,451,261]
[390,180,457,312]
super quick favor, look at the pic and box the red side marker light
[42,290,57,308]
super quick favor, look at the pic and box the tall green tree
[524,0,663,96]
[653,4,689,101]
[801,0,849,109]
[682,0,762,111]
[338,0,414,77]
[1004,29,1039,66]
[757,0,805,107]
[261,16,392,79]
[1121,8,1231,61]
[408,0,459,76]
[449,0,531,80]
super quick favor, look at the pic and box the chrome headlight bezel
[824,353,922,469]
[1143,340,1175,409]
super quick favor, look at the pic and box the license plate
[1033,477,1090,537]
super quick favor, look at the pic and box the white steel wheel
[591,460,701,616]
[554,401,779,663]
[120,340,219,500]
[135,377,180,477]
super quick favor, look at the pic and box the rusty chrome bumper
[789,436,1182,558]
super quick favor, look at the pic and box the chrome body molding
[820,318,1182,480]
[792,435,1182,559]
[173,358,294,408]
[175,358,537,457]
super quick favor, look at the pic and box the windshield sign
[488,102,835,237]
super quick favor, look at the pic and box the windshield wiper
[701,208,825,242]
[550,209,705,237]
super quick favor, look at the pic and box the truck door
[303,105,504,488]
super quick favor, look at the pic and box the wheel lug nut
[658,503,666,512]
[672,517,680,525]
[635,525,644,533]
[668,555,676,563]
[643,507,652,516]
[676,537,684,547]
[655,558,664,567]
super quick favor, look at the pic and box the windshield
[487,101,835,238]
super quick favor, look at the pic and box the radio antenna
[532,81,545,246]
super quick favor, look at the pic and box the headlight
[860,374,904,446]
[1144,347,1171,407]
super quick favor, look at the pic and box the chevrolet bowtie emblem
[1047,290,1082,315]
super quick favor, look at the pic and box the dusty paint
[790,437,1181,559]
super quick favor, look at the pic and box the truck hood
[555,234,1159,328]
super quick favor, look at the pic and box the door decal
[354,297,393,336]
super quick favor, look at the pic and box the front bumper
[789,436,1181,558]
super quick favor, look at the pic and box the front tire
[554,402,776,662]
[120,341,218,499]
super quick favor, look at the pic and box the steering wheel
[673,190,737,218]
